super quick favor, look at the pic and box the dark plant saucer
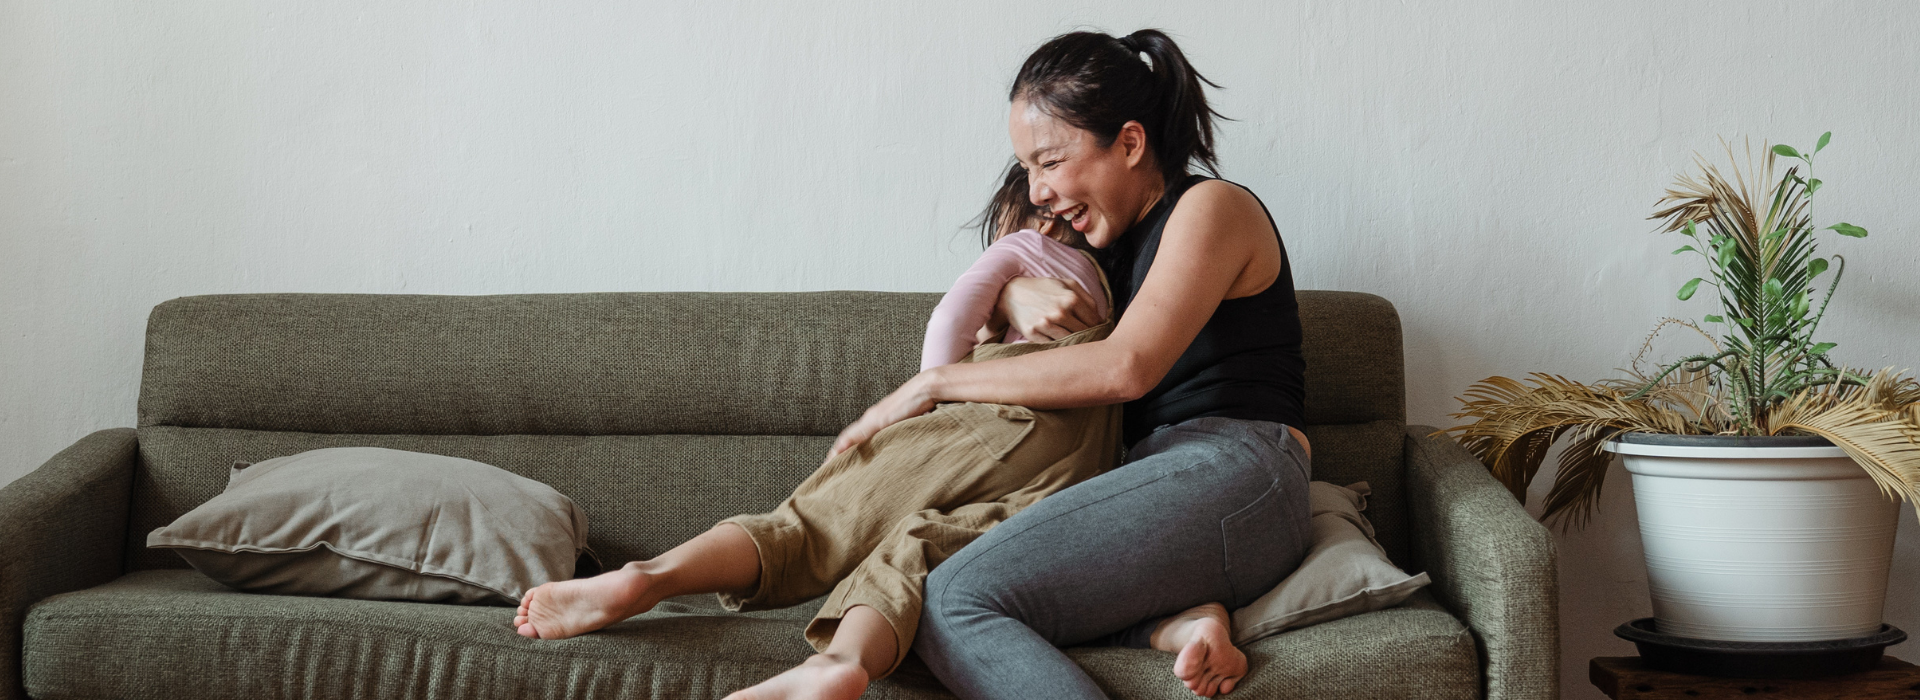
[1610,432,1835,448]
[1614,618,1906,679]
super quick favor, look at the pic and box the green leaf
[1736,317,1756,328]
[1678,277,1703,301]
[1764,278,1784,299]
[1816,131,1831,153]
[1809,258,1829,277]
[1772,144,1802,159]
[1705,314,1725,323]
[1793,291,1810,317]
[1828,222,1869,238]
[1672,245,1697,255]
[1806,178,1823,196]
[1717,239,1737,267]
[1811,342,1837,355]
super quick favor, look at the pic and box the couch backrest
[130,290,1406,571]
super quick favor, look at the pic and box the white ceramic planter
[1606,434,1901,642]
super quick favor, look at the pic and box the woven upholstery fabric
[137,292,936,436]
[1298,291,1403,425]
[0,429,136,700]
[129,427,831,573]
[136,290,1402,436]
[24,570,1476,700]
[1405,427,1560,700]
[1299,420,1408,566]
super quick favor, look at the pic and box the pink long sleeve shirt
[919,229,1111,371]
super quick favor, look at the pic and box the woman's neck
[1128,170,1171,232]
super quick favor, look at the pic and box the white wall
[4,1,1917,696]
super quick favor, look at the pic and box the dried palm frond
[1767,368,1920,506]
[1443,368,1920,530]
[1444,373,1705,529]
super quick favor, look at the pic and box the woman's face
[1008,99,1162,249]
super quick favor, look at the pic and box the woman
[839,29,1317,699]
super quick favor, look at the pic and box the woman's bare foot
[1151,602,1247,697]
[721,653,869,700]
[513,563,659,639]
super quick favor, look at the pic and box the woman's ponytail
[1115,29,1222,184]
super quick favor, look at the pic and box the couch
[1,290,1558,699]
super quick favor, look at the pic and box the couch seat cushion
[25,571,1477,700]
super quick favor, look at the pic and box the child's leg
[723,504,1015,700]
[807,501,1020,678]
[515,522,759,639]
[719,604,895,700]
[517,403,1051,640]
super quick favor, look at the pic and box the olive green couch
[1,290,1557,699]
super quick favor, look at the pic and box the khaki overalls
[718,312,1122,677]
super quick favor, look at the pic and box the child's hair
[975,161,1084,250]
[976,161,1038,248]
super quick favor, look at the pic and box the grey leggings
[917,416,1313,699]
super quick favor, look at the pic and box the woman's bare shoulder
[1163,179,1276,247]
[1159,179,1282,298]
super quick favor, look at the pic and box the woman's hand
[829,371,941,458]
[998,276,1103,341]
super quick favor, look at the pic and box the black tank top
[1095,175,1307,446]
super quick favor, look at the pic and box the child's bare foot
[1151,602,1247,697]
[513,564,658,640]
[721,653,869,700]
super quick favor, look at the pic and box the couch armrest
[0,429,137,700]
[1405,426,1559,700]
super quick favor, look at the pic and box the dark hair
[976,159,1042,247]
[975,29,1225,248]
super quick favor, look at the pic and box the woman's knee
[920,559,1009,641]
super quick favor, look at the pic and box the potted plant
[1443,134,1919,665]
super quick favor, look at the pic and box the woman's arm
[832,181,1279,455]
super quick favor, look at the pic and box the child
[513,168,1247,700]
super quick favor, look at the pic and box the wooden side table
[1590,656,1920,699]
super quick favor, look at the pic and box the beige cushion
[1231,481,1431,644]
[147,447,588,605]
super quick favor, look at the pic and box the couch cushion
[138,292,936,437]
[1300,419,1410,565]
[1296,291,1404,426]
[24,571,1477,700]
[137,291,1401,436]
[147,447,590,605]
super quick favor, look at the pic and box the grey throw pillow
[1230,481,1431,643]
[148,447,588,606]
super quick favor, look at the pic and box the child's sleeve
[920,243,1028,370]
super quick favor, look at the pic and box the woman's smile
[1055,203,1090,232]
